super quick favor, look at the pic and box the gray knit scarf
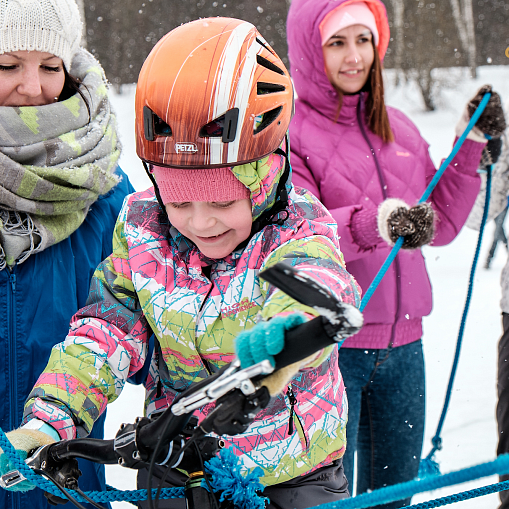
[0,48,121,269]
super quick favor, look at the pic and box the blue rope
[0,427,185,503]
[3,423,509,508]
[400,479,509,508]
[420,164,493,475]
[309,453,509,509]
[360,92,491,312]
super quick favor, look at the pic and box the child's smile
[165,199,252,259]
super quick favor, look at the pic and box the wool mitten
[0,426,56,492]
[467,85,506,139]
[235,313,307,369]
[378,199,435,250]
[480,137,503,168]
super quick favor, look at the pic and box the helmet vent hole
[154,114,172,137]
[257,82,286,95]
[253,106,283,135]
[256,55,285,76]
[256,37,276,56]
[200,108,239,143]
[200,116,224,138]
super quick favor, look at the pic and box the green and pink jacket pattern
[23,152,361,486]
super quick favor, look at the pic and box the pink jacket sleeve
[426,138,484,246]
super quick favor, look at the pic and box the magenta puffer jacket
[287,0,484,349]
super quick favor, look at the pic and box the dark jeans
[137,459,349,508]
[338,340,425,508]
[498,313,509,508]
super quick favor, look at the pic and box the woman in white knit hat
[0,1,134,508]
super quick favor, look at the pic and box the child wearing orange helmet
[1,18,362,508]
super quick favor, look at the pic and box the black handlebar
[49,438,118,464]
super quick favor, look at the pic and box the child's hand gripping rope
[0,427,56,492]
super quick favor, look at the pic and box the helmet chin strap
[236,135,292,251]
[249,140,291,234]
[143,161,170,220]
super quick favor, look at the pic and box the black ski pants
[137,458,349,508]
[498,313,509,508]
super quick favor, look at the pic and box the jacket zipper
[286,386,308,449]
[198,270,214,375]
[356,96,400,347]
[7,271,19,509]
[287,386,297,435]
[8,272,17,430]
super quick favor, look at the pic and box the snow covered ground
[104,65,509,508]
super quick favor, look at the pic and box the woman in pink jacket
[287,0,505,505]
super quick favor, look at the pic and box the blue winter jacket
[0,167,134,509]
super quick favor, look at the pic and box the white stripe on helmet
[210,21,255,165]
[227,35,259,164]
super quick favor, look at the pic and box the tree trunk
[417,67,435,111]
[450,0,477,77]
[390,0,405,86]
[462,0,477,77]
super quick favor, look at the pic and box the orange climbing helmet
[135,17,294,168]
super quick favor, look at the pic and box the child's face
[322,24,374,95]
[165,199,252,259]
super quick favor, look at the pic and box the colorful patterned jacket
[23,151,361,486]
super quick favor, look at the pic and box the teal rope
[0,427,184,503]
[4,424,509,508]
[400,479,509,508]
[309,453,509,509]
[420,164,493,474]
[360,92,491,311]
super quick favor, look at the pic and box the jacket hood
[231,146,289,222]
[287,0,390,119]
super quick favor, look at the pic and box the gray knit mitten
[378,199,435,250]
[387,204,435,249]
[467,85,506,138]
[480,137,503,168]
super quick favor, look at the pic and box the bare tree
[389,0,405,86]
[450,0,476,77]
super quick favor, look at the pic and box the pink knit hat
[320,2,379,47]
[151,165,251,204]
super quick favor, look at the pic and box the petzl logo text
[175,143,198,154]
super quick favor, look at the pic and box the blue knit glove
[0,425,57,492]
[235,313,307,369]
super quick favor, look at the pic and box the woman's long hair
[58,66,91,121]
[335,39,394,143]
[364,39,393,143]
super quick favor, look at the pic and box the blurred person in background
[467,101,509,509]
[484,208,508,269]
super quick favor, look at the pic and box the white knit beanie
[0,0,82,70]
